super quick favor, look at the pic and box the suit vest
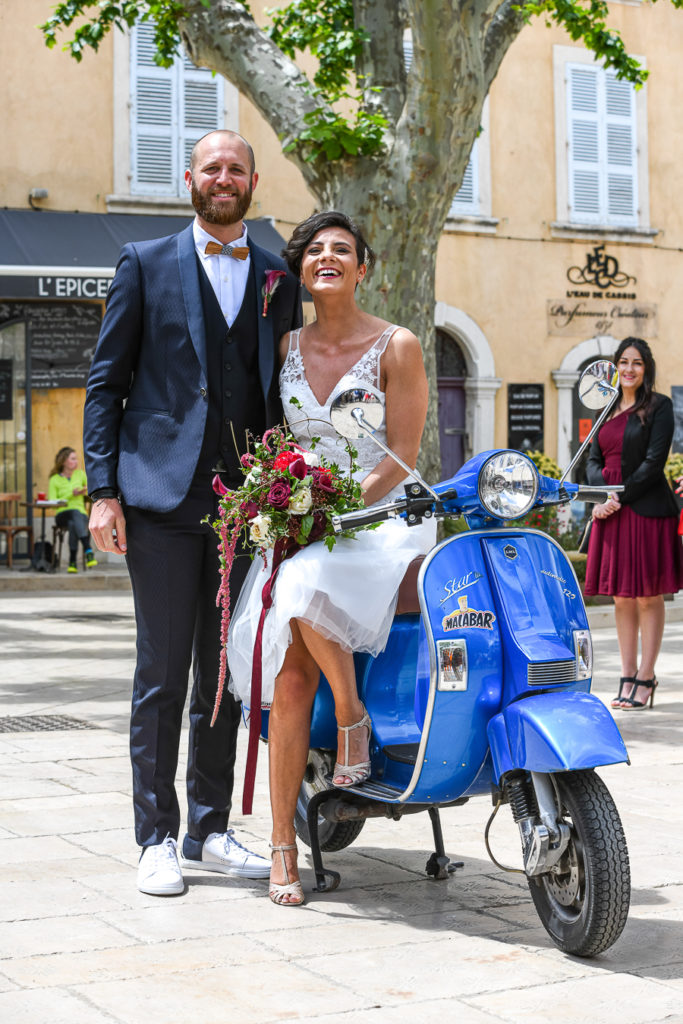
[195,256,267,481]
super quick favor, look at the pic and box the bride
[227,211,435,905]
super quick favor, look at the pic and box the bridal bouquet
[208,423,368,726]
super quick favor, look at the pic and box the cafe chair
[51,521,88,571]
[0,492,34,568]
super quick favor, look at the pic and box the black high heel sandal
[619,678,658,711]
[610,676,636,709]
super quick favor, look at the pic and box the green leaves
[518,0,648,84]
[40,1,187,65]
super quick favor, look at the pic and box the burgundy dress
[584,410,683,597]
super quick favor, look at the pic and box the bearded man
[84,130,302,895]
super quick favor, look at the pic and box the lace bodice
[280,325,398,479]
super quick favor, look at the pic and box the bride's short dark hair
[282,211,376,278]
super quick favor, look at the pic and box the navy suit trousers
[125,476,249,847]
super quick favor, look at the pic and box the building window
[130,21,224,197]
[567,63,637,225]
[553,46,651,236]
[449,145,480,216]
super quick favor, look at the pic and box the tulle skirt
[227,494,436,708]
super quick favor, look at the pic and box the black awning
[0,208,287,269]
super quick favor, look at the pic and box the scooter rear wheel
[527,769,630,957]
[294,749,366,852]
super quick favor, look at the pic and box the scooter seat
[396,557,425,615]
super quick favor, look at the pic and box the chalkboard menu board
[508,383,544,452]
[0,359,12,420]
[0,301,102,389]
[672,386,683,453]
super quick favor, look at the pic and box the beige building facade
[1,0,682,529]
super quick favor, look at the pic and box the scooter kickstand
[426,806,464,880]
[306,788,341,893]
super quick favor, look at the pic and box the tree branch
[352,0,406,126]
[178,0,330,194]
[482,0,527,87]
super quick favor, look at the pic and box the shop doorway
[437,329,467,477]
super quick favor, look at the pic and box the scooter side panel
[406,533,503,804]
[487,691,629,780]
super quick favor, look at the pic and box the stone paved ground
[0,584,682,1024]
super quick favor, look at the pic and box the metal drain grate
[0,714,98,733]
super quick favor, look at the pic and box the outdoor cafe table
[21,499,67,572]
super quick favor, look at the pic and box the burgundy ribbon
[242,538,295,814]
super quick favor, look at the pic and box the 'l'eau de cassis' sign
[546,244,656,339]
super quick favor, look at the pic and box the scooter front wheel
[527,769,630,957]
[294,749,366,852]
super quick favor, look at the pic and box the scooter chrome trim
[395,531,481,803]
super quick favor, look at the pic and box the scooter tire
[294,749,366,852]
[527,769,630,957]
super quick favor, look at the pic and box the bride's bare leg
[268,621,319,902]
[296,619,368,785]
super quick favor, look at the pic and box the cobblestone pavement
[0,586,682,1024]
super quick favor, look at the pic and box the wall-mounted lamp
[28,188,49,210]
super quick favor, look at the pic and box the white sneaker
[137,836,184,895]
[181,830,271,879]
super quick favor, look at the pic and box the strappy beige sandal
[333,703,371,788]
[269,842,305,906]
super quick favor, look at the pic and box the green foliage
[268,0,388,161]
[40,0,682,163]
[40,1,201,65]
[517,0,652,84]
[665,451,683,483]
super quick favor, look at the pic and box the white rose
[301,450,319,468]
[245,466,262,485]
[288,486,313,514]
[249,512,274,546]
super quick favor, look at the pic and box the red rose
[273,451,298,471]
[267,479,291,509]
[240,500,259,520]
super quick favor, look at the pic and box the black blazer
[585,393,678,518]
[84,224,302,512]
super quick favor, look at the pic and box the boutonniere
[262,270,286,317]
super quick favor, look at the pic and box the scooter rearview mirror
[578,360,619,410]
[329,387,384,439]
[329,388,440,501]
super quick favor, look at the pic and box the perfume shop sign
[547,299,657,339]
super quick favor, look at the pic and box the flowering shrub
[207,424,368,720]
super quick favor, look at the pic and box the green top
[48,468,89,513]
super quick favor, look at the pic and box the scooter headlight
[574,629,593,680]
[478,451,539,520]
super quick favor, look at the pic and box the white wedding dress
[227,325,436,708]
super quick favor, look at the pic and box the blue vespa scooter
[281,359,631,958]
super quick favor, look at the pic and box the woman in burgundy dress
[584,337,682,710]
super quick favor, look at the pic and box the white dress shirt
[193,218,251,327]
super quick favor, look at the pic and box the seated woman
[48,447,98,572]
[227,211,435,905]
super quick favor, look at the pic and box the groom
[84,130,302,895]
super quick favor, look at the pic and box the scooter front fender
[487,692,629,782]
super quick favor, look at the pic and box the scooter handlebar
[573,484,625,504]
[331,498,406,534]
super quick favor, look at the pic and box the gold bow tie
[204,241,250,260]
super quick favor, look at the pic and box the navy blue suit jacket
[84,224,302,511]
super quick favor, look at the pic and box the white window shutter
[131,22,177,194]
[605,73,637,222]
[568,65,601,221]
[180,68,223,191]
[449,144,479,216]
[567,63,637,225]
[130,20,223,197]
